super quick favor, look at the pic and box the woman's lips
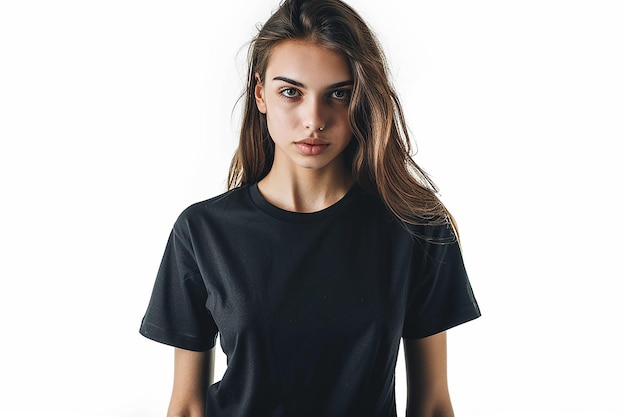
[295,139,329,155]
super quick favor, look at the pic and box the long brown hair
[228,0,457,238]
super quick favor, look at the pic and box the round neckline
[249,182,358,223]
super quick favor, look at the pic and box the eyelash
[278,88,352,102]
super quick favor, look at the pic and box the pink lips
[294,138,329,155]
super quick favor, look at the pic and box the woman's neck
[257,163,353,213]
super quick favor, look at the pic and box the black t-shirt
[140,184,480,417]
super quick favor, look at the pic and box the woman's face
[255,40,353,175]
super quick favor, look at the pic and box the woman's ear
[254,73,267,114]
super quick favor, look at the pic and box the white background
[1,0,625,416]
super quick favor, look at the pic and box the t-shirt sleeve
[402,225,481,339]
[139,220,218,351]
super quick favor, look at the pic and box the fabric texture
[140,183,480,417]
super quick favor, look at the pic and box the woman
[140,0,480,416]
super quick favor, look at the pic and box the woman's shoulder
[354,185,456,243]
[174,185,253,227]
[406,221,458,244]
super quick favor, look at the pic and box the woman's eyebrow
[272,76,305,87]
[327,80,354,89]
[272,76,353,89]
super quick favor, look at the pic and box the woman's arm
[166,347,214,417]
[403,332,454,417]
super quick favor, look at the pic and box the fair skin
[167,348,213,417]
[404,334,455,417]
[255,39,355,213]
[166,40,454,417]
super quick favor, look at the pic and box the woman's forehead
[265,40,352,86]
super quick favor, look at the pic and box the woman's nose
[303,98,327,132]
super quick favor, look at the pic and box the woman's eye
[279,88,299,98]
[331,89,351,100]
